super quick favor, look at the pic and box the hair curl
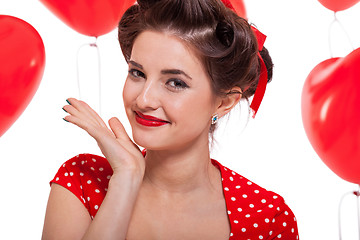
[118,0,273,101]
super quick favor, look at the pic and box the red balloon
[40,0,136,37]
[318,0,360,12]
[0,15,45,137]
[301,48,360,184]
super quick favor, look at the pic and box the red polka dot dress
[50,154,299,239]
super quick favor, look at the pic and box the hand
[63,98,145,178]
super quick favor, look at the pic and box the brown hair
[118,0,273,100]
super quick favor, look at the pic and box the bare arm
[42,98,145,240]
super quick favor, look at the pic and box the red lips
[135,111,170,127]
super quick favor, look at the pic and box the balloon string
[76,37,102,115]
[338,187,360,240]
[328,12,354,58]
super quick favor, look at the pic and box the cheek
[123,79,137,108]
[169,90,215,126]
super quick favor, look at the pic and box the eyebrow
[128,60,192,80]
[161,69,192,80]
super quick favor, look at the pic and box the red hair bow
[221,0,268,118]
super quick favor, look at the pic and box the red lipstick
[135,111,170,127]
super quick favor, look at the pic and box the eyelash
[128,68,189,91]
[166,79,189,90]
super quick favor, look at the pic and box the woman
[42,0,299,239]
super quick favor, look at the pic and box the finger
[63,115,101,139]
[108,117,131,141]
[78,100,108,129]
[66,98,99,126]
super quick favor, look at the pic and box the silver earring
[211,114,218,125]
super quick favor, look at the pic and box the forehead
[130,30,205,73]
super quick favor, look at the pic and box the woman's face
[123,30,219,151]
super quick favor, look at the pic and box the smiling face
[123,30,220,151]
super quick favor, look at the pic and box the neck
[143,139,220,195]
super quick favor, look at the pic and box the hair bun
[137,0,161,9]
[216,20,234,48]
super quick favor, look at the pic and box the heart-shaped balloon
[40,0,136,37]
[318,0,360,12]
[301,48,360,184]
[0,15,45,137]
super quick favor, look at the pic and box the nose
[136,79,160,110]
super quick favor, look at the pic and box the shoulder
[212,159,299,239]
[51,153,113,218]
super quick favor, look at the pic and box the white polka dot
[87,197,90,201]
[224,167,228,171]
[70,172,74,176]
[242,194,247,198]
[224,187,229,191]
[245,214,250,218]
[80,185,83,189]
[64,172,68,177]
[231,197,236,201]
[95,189,100,193]
[242,228,246,232]
[238,208,242,212]
[272,218,276,223]
[228,210,231,215]
[81,161,85,165]
[291,228,294,233]
[92,158,96,162]
[254,190,260,194]
[269,231,273,235]
[277,207,280,211]
[254,223,258,228]
[234,220,238,224]
[283,222,287,227]
[105,188,108,192]
[67,183,71,187]
[107,175,111,180]
[90,167,95,171]
[265,218,270,223]
[277,234,282,238]
[247,181,252,185]
[230,233,233,236]
[257,209,263,213]
[268,204,274,208]
[97,178,101,182]
[249,204,254,208]
[80,172,84,176]
[94,205,99,210]
[273,195,278,199]
[55,177,59,181]
[259,235,263,239]
[72,162,76,165]
[99,167,104,171]
[229,176,234,181]
[87,180,92,184]
[235,185,241,189]
[62,164,66,167]
[231,171,236,175]
[285,211,289,215]
[261,199,266,203]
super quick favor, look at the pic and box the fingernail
[66,99,71,105]
[62,107,67,113]
[63,118,69,122]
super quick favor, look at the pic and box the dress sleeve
[268,197,299,240]
[50,154,88,210]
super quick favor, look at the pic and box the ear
[215,86,243,119]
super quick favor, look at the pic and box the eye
[128,69,146,79]
[166,78,189,90]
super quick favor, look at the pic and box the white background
[1,0,360,239]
